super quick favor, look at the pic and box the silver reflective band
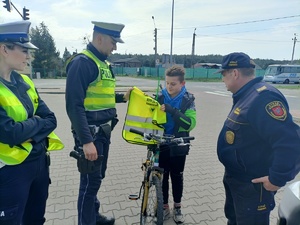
[0,161,5,169]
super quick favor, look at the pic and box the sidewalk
[39,86,300,225]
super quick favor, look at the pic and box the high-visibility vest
[0,74,64,165]
[122,87,166,145]
[81,50,116,111]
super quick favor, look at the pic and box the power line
[197,15,300,28]
[165,15,300,30]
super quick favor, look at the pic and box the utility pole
[170,0,174,66]
[152,16,159,77]
[152,16,157,57]
[291,33,297,64]
[191,28,196,78]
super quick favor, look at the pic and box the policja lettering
[0,211,4,217]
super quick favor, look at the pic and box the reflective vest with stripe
[0,74,64,165]
[81,50,116,111]
[122,87,166,145]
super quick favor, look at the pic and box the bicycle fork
[128,160,151,201]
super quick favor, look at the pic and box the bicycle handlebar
[129,128,194,145]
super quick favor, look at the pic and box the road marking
[205,91,230,97]
[284,95,297,98]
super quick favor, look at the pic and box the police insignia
[225,131,235,144]
[265,101,287,121]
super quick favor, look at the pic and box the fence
[113,66,265,79]
[29,67,265,79]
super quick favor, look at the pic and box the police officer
[216,52,300,225]
[65,21,131,225]
[0,21,64,225]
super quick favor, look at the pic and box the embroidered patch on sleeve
[265,101,287,121]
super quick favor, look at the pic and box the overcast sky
[1,0,300,60]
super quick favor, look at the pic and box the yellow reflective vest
[0,74,64,165]
[122,87,166,145]
[81,50,116,111]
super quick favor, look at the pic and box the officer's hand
[252,176,280,191]
[83,142,98,161]
[124,88,133,101]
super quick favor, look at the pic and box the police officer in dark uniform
[216,52,300,225]
[0,21,64,225]
[65,21,131,225]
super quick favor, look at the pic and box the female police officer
[0,21,64,225]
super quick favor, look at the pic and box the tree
[30,22,61,78]
[62,47,72,63]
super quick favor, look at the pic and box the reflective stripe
[126,115,153,123]
[122,87,166,145]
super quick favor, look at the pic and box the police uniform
[216,52,300,225]
[0,21,64,224]
[65,21,125,225]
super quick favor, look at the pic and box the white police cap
[0,21,38,49]
[92,21,125,43]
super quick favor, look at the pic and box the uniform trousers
[159,149,186,205]
[223,173,276,225]
[77,133,110,225]
[0,153,49,225]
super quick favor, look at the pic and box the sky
[1,0,300,61]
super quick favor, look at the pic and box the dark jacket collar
[233,77,263,103]
[87,43,107,62]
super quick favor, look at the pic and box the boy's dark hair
[165,65,185,82]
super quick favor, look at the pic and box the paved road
[32,77,299,225]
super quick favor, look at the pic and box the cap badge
[228,61,238,67]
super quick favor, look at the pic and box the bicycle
[128,128,194,225]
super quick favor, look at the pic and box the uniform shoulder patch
[265,101,287,121]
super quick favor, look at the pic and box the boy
[158,65,196,223]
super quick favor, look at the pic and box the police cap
[216,52,256,73]
[0,21,38,49]
[92,21,125,43]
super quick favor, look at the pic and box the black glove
[164,104,177,115]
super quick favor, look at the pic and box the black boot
[96,214,115,225]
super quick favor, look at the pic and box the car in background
[263,64,300,84]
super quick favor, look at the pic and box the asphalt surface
[32,77,299,225]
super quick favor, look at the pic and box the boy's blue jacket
[157,91,196,156]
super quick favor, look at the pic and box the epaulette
[254,83,269,94]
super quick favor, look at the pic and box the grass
[274,84,300,90]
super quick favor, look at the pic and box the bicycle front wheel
[140,174,163,225]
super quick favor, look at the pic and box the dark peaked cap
[0,21,38,49]
[92,21,125,43]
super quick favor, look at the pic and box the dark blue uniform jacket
[217,77,300,187]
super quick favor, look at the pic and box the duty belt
[89,120,112,134]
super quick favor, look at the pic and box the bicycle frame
[128,128,194,225]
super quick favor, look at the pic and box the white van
[263,64,300,84]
